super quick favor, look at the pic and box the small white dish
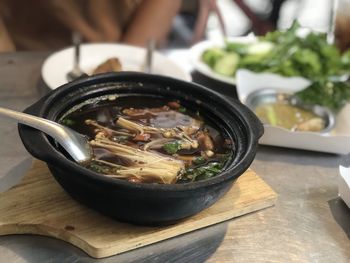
[236,69,350,155]
[189,36,256,85]
[42,43,192,90]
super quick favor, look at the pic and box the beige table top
[0,52,349,263]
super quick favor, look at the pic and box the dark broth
[60,95,234,184]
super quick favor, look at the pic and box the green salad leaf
[201,48,225,68]
[213,53,240,76]
[296,80,350,111]
[251,21,343,79]
[60,118,75,126]
[225,42,250,55]
[341,50,350,69]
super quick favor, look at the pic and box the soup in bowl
[60,95,234,184]
[18,72,263,225]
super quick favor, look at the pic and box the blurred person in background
[173,0,287,45]
[0,0,181,52]
[334,0,350,52]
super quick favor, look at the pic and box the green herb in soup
[60,97,233,184]
[255,102,325,132]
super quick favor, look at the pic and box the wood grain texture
[0,160,277,258]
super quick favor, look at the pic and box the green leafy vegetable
[201,47,225,68]
[183,162,224,182]
[225,42,250,55]
[341,50,350,69]
[213,53,240,76]
[201,20,350,111]
[248,21,343,79]
[163,141,182,155]
[112,135,129,143]
[202,21,347,80]
[193,156,206,165]
[61,118,75,126]
[178,106,187,113]
[87,161,118,174]
[266,105,278,125]
[296,80,350,111]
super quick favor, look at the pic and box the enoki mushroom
[90,138,184,184]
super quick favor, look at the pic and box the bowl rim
[20,72,262,192]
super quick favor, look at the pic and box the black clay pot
[18,72,263,225]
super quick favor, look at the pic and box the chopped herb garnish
[193,156,206,165]
[87,161,120,174]
[182,162,224,182]
[163,141,182,155]
[112,135,129,143]
[178,107,187,113]
[61,118,75,126]
[87,163,111,174]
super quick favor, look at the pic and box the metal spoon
[0,107,92,163]
[143,39,155,74]
[66,32,85,81]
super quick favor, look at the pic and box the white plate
[189,36,256,85]
[42,43,192,90]
[236,69,350,155]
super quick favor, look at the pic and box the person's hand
[48,0,103,42]
[122,0,182,47]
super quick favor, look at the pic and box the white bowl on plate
[42,43,192,90]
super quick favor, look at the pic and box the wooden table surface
[0,52,350,263]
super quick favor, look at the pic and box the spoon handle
[0,107,91,162]
[0,107,64,137]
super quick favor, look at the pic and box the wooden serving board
[0,160,277,258]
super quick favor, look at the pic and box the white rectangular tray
[236,69,350,155]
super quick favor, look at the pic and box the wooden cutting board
[0,160,277,258]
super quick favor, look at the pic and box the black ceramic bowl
[18,72,263,225]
